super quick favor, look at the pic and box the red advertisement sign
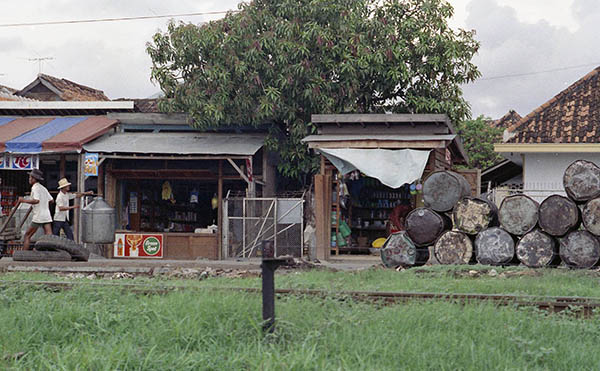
[113,233,163,258]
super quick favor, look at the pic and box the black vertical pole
[261,259,276,333]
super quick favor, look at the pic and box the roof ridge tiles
[504,65,600,143]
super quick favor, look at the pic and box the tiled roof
[0,84,17,94]
[0,85,37,102]
[17,74,110,101]
[489,110,521,129]
[132,98,160,113]
[505,66,600,143]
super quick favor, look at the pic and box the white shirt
[31,182,53,223]
[54,191,76,222]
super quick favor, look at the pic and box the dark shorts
[31,222,50,228]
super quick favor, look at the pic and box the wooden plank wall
[455,169,482,197]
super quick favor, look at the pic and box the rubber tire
[13,250,72,262]
[35,235,90,262]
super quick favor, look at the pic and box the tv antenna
[28,57,54,73]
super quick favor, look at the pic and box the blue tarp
[5,117,86,153]
[0,117,15,126]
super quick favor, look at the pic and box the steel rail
[2,280,599,316]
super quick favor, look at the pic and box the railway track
[2,280,599,317]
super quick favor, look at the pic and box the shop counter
[112,231,218,260]
[164,232,218,260]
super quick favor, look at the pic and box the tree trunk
[434,230,473,264]
[498,194,539,236]
[380,231,429,267]
[563,160,600,202]
[422,171,471,212]
[538,195,580,236]
[582,197,600,236]
[405,207,452,247]
[474,227,515,265]
[453,197,498,235]
[516,229,559,267]
[559,230,600,268]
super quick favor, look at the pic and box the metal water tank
[81,197,116,243]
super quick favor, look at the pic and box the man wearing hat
[18,169,54,250]
[53,177,91,240]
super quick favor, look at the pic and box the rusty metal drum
[423,171,471,212]
[559,230,600,268]
[454,197,498,235]
[498,194,539,236]
[538,195,580,236]
[405,207,451,247]
[434,230,473,264]
[582,197,600,236]
[563,160,600,202]
[380,231,428,267]
[516,229,559,267]
[474,227,515,265]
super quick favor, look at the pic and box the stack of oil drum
[381,160,600,269]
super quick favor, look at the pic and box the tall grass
[2,282,600,370]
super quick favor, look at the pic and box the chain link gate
[223,192,304,258]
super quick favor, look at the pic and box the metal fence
[223,192,304,258]
[489,184,566,205]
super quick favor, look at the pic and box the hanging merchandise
[339,181,350,209]
[416,182,423,193]
[190,189,199,204]
[409,183,417,195]
[161,181,176,203]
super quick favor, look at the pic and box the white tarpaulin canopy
[318,148,431,189]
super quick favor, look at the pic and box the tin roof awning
[0,116,118,153]
[83,132,266,156]
[318,148,431,189]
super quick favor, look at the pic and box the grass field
[2,267,600,370]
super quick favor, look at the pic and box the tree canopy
[147,0,480,185]
[455,115,504,170]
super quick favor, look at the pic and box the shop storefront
[0,115,119,241]
[83,130,270,260]
[303,114,470,260]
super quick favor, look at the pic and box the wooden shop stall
[303,114,471,260]
[83,113,273,260]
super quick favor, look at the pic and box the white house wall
[524,153,600,202]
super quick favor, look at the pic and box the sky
[1,0,599,120]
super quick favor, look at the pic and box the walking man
[18,169,53,250]
[53,177,91,240]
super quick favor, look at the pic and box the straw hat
[29,169,44,181]
[57,177,72,189]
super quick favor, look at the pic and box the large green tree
[455,115,503,169]
[147,0,480,186]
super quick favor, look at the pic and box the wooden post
[314,174,331,261]
[218,160,223,260]
[98,160,104,198]
[59,155,66,178]
[75,153,85,243]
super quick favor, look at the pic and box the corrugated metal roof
[43,116,118,152]
[302,134,456,142]
[6,117,86,153]
[0,116,118,153]
[0,117,16,126]
[83,132,266,155]
[0,117,53,151]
